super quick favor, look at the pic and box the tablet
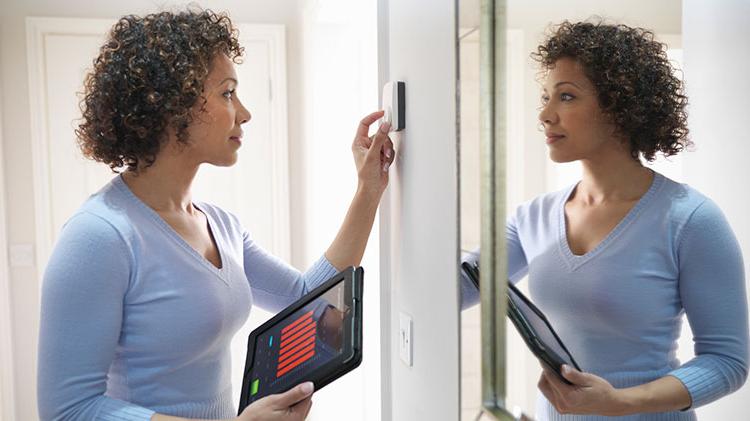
[461,262,581,384]
[238,267,363,413]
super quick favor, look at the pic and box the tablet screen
[507,283,577,369]
[247,281,349,400]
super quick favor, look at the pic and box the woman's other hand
[237,382,314,421]
[537,365,627,416]
[352,110,395,197]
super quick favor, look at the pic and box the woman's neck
[575,152,653,206]
[121,152,200,215]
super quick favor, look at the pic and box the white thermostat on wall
[381,81,405,132]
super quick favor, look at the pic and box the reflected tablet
[506,282,581,385]
[238,267,363,414]
[460,262,581,384]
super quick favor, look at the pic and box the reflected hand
[537,365,626,416]
[238,382,314,421]
[352,111,395,196]
[318,306,346,350]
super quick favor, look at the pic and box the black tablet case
[461,261,581,384]
[238,266,363,414]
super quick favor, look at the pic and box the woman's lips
[546,135,564,145]
[230,136,242,145]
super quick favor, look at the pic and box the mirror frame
[479,0,514,419]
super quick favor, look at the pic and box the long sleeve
[460,209,530,309]
[38,212,155,421]
[668,199,749,409]
[243,230,338,313]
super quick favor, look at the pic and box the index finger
[356,110,386,138]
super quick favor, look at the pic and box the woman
[37,9,394,421]
[462,21,748,419]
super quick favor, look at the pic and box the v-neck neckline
[114,174,229,284]
[557,171,664,271]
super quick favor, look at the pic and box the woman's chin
[207,155,239,167]
[548,152,574,164]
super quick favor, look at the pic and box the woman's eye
[560,93,574,101]
[223,89,235,99]
[540,95,550,105]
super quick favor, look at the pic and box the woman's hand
[323,111,395,269]
[537,365,628,416]
[352,110,395,197]
[237,382,314,421]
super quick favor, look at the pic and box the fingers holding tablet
[238,381,314,421]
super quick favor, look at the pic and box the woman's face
[538,58,621,163]
[183,53,252,167]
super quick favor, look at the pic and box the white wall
[682,0,750,417]
[378,0,461,420]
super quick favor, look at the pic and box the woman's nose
[538,103,556,126]
[238,101,251,125]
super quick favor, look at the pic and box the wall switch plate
[381,81,405,132]
[399,312,412,367]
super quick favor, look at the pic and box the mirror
[458,1,684,420]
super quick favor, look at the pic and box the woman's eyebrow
[542,81,582,92]
[219,77,238,85]
[553,81,581,89]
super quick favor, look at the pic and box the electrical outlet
[399,312,412,367]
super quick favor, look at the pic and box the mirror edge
[479,0,513,419]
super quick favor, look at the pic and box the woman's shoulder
[656,174,717,219]
[64,175,150,245]
[654,173,733,239]
[658,173,706,204]
[512,184,573,219]
[53,210,134,267]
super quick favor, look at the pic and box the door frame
[0,65,17,421]
[25,17,115,288]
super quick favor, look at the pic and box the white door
[27,18,290,410]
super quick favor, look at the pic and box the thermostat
[382,81,405,132]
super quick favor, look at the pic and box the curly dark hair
[531,20,690,162]
[76,8,243,171]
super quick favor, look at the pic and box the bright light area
[299,1,381,420]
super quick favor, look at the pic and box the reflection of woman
[462,21,748,419]
[37,9,393,421]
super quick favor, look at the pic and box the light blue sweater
[37,175,338,420]
[461,172,748,420]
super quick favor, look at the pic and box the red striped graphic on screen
[276,311,316,378]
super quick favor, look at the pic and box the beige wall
[0,1,308,419]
